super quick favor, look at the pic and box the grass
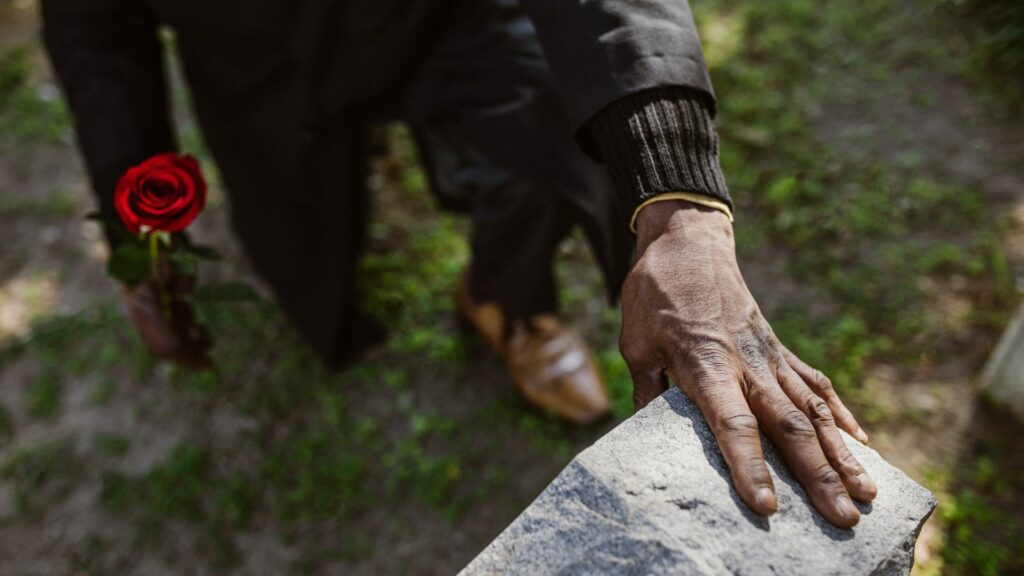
[100,443,253,569]
[0,437,76,517]
[93,432,131,457]
[699,0,1017,397]
[940,486,1012,576]
[924,431,1024,576]
[0,403,13,448]
[942,0,1024,114]
[695,0,1023,571]
[0,189,77,218]
[0,44,70,145]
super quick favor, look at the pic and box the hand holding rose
[97,152,217,368]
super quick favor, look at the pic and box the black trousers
[372,2,620,321]
[356,2,618,323]
[202,1,628,365]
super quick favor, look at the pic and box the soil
[807,19,1024,566]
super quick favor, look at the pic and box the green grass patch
[942,0,1024,113]
[100,443,254,569]
[1,437,76,516]
[263,416,375,526]
[25,367,62,419]
[0,403,13,448]
[0,190,77,218]
[93,432,131,457]
[0,45,71,144]
[940,455,1024,575]
[597,350,634,421]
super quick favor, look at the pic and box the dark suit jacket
[41,0,715,363]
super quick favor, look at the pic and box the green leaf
[107,242,151,288]
[168,250,198,276]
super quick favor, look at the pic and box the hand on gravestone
[620,200,877,528]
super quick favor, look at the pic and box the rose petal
[115,153,207,234]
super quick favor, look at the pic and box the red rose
[114,153,207,235]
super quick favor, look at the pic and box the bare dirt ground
[810,25,1024,568]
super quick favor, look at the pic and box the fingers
[776,364,877,503]
[628,363,669,411]
[674,366,778,516]
[745,369,862,528]
[782,346,869,444]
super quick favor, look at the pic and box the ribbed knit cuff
[587,87,732,221]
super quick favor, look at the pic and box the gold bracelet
[629,191,734,234]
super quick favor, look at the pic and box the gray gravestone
[461,388,936,576]
[982,304,1024,421]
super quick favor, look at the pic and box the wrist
[634,200,733,247]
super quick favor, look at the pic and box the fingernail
[856,473,877,499]
[755,487,777,514]
[856,427,869,444]
[836,494,859,521]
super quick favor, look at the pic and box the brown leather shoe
[455,272,610,424]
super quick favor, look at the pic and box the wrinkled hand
[119,272,212,369]
[620,201,876,528]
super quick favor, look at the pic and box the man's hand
[119,272,212,369]
[620,200,876,528]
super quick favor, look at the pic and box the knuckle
[718,413,760,438]
[745,452,767,467]
[806,397,835,426]
[744,379,766,404]
[735,334,768,371]
[773,355,790,375]
[837,450,864,474]
[689,339,735,375]
[738,337,761,360]
[810,369,835,394]
[813,462,843,487]
[778,409,817,438]
[744,453,771,477]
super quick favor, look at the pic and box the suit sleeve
[41,0,175,222]
[519,0,715,135]
[519,0,731,225]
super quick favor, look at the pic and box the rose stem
[149,233,171,321]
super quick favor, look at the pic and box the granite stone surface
[460,388,937,576]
